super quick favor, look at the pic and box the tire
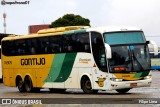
[0,76,3,83]
[81,78,98,94]
[24,76,33,92]
[49,88,66,93]
[0,79,3,83]
[17,80,26,92]
[116,88,130,94]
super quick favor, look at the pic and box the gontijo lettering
[21,58,45,65]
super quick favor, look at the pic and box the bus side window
[49,36,61,53]
[76,33,91,53]
[62,33,90,53]
[29,42,36,54]
[62,35,73,53]
[91,32,107,72]
[38,37,49,54]
[26,39,37,55]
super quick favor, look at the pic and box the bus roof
[37,26,89,34]
[2,26,90,41]
[2,26,143,41]
[87,26,142,34]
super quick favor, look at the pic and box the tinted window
[62,33,90,53]
[37,37,49,54]
[76,33,91,53]
[26,39,37,54]
[49,36,61,53]
[2,33,91,56]
[91,32,107,72]
[104,31,146,45]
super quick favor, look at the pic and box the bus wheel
[81,77,98,94]
[24,76,33,92]
[17,80,26,92]
[116,88,130,94]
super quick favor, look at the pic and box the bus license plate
[130,83,137,87]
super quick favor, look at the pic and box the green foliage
[51,14,90,27]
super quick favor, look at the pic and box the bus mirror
[105,43,112,59]
[146,41,150,44]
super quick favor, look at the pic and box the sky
[0,0,160,45]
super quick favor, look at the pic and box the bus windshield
[104,31,146,45]
[108,45,150,72]
[104,31,150,72]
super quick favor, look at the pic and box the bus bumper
[108,78,152,90]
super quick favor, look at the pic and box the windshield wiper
[131,50,144,71]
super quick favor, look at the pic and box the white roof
[87,26,142,34]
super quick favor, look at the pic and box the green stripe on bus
[44,54,66,82]
[63,29,86,35]
[45,53,77,82]
[63,31,74,35]
[133,72,143,78]
[54,53,77,82]
[133,71,150,78]
[74,29,86,33]
[141,71,150,77]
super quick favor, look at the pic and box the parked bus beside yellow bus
[1,26,154,94]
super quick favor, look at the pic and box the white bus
[148,41,159,70]
[1,26,154,93]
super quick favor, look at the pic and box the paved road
[0,71,160,107]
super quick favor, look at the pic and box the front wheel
[81,78,98,94]
[116,88,131,94]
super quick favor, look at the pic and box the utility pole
[2,0,6,34]
[3,12,6,34]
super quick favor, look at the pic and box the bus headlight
[110,78,123,82]
[144,75,152,79]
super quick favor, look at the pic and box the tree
[51,14,90,27]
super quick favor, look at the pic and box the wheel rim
[85,80,91,90]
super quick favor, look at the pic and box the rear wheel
[116,88,130,94]
[17,80,26,92]
[24,76,33,92]
[0,76,3,83]
[81,77,98,94]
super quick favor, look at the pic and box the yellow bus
[0,33,12,82]
[1,26,153,93]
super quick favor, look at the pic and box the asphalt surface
[0,70,160,107]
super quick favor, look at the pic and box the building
[28,24,51,34]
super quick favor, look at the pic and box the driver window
[91,32,107,72]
